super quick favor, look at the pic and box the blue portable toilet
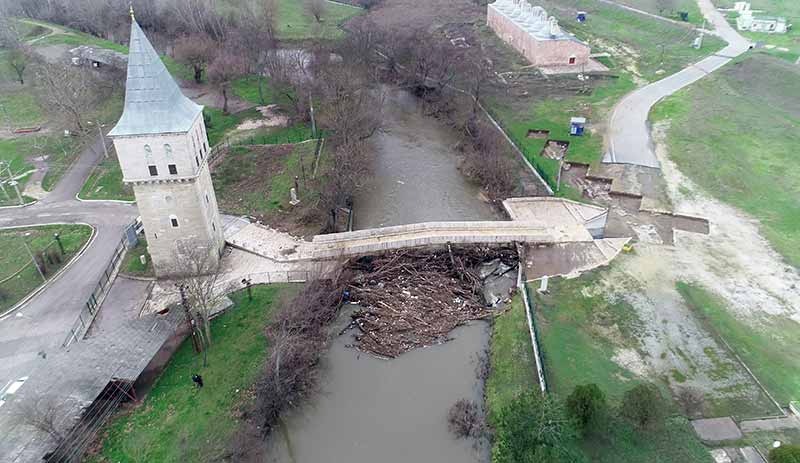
[570,117,586,136]
[576,11,587,22]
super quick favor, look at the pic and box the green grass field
[651,54,800,267]
[677,282,800,406]
[274,0,363,40]
[79,152,134,201]
[533,276,645,403]
[485,295,537,425]
[0,224,92,313]
[614,0,704,24]
[94,285,291,462]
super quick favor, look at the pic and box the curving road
[603,0,751,167]
[0,136,137,461]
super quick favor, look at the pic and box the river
[267,87,498,463]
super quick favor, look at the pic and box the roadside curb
[0,223,97,321]
[0,199,39,210]
[75,195,136,204]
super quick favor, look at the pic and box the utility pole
[309,95,317,140]
[23,236,46,282]
[98,123,109,158]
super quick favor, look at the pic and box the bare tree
[462,120,517,200]
[7,46,31,85]
[174,33,218,83]
[170,244,232,362]
[305,0,326,23]
[263,48,311,119]
[207,46,247,114]
[35,62,107,132]
[169,0,230,41]
[15,398,67,445]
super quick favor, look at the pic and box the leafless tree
[227,0,278,103]
[305,0,326,23]
[35,62,107,132]
[15,398,67,445]
[170,244,232,360]
[169,0,230,41]
[319,140,373,229]
[254,278,344,434]
[174,33,217,83]
[462,120,517,200]
[207,46,247,114]
[6,46,31,85]
[263,48,311,119]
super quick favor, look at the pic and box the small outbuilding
[569,117,586,136]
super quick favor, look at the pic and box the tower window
[196,156,200,167]
[568,56,577,65]
[170,215,179,228]
[168,164,178,175]
[205,194,209,204]
[212,222,216,232]
[148,165,158,176]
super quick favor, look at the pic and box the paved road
[0,136,138,461]
[603,0,752,167]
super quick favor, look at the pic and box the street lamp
[241,277,253,301]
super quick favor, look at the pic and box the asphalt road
[0,135,137,461]
[603,0,752,167]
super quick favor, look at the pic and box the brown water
[267,87,497,463]
[352,87,498,228]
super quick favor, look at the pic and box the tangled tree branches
[252,277,346,435]
[346,246,518,358]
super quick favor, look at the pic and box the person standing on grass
[192,374,204,388]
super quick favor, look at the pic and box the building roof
[489,0,583,43]
[109,19,202,137]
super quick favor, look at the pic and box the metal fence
[61,221,141,348]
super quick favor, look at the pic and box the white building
[109,15,225,277]
[736,9,790,34]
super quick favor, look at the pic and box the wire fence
[61,221,141,348]
[516,244,547,393]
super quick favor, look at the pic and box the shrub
[566,383,607,434]
[770,444,800,463]
[447,399,483,438]
[619,383,666,430]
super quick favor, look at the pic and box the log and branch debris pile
[346,246,518,358]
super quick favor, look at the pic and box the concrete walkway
[603,0,751,167]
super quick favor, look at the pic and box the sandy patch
[235,105,289,131]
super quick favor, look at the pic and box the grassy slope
[213,141,316,216]
[120,237,153,277]
[614,0,704,24]
[78,152,134,201]
[485,294,537,425]
[96,285,290,462]
[651,54,800,267]
[677,282,800,406]
[0,224,92,312]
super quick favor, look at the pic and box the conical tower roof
[109,19,202,137]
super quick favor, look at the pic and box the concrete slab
[692,417,743,442]
[740,447,766,463]
[525,238,629,280]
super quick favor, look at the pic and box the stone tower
[109,16,224,277]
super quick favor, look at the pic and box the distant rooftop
[109,19,202,137]
[489,0,577,42]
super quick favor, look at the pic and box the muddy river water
[266,87,499,463]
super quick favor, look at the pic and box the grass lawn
[0,91,44,128]
[533,276,645,403]
[487,73,635,190]
[79,151,134,201]
[614,0,704,24]
[204,107,261,147]
[651,54,800,267]
[232,75,282,106]
[741,427,800,456]
[485,294,537,425]
[273,0,363,40]
[120,237,153,278]
[93,285,292,462]
[677,282,800,406]
[0,224,93,313]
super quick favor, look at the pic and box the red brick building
[488,0,590,68]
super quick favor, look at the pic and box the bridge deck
[225,198,609,262]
